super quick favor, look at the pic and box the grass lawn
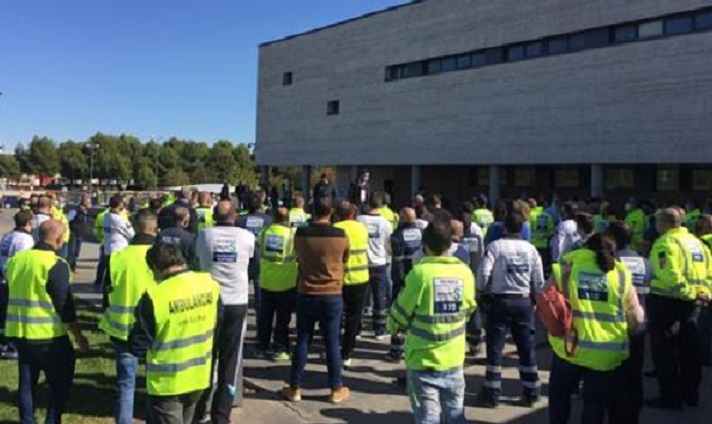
[0,310,149,424]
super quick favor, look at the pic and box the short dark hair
[369,192,383,210]
[504,212,525,234]
[14,210,33,228]
[334,201,355,222]
[146,243,186,273]
[149,198,163,211]
[109,195,123,209]
[561,201,579,219]
[606,220,632,249]
[460,201,474,214]
[312,196,333,218]
[575,213,596,236]
[423,219,453,255]
[248,192,263,213]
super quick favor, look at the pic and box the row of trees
[4,133,263,188]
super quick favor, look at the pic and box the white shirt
[103,211,135,255]
[478,238,544,295]
[31,213,52,242]
[551,219,580,261]
[357,213,393,267]
[415,219,429,231]
[0,230,34,274]
[196,225,255,305]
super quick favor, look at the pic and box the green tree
[25,136,61,176]
[0,155,21,180]
[59,141,88,182]
[233,144,258,187]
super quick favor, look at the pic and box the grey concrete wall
[256,0,712,166]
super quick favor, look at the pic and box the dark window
[568,33,586,51]
[456,54,471,70]
[695,11,712,30]
[427,59,442,74]
[441,56,456,72]
[485,47,504,65]
[327,101,340,116]
[507,45,525,61]
[402,62,425,78]
[385,66,398,81]
[665,15,693,35]
[614,25,638,43]
[548,36,568,54]
[471,52,487,67]
[639,20,663,39]
[525,41,543,58]
[583,28,611,48]
[282,72,293,86]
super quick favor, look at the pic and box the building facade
[256,0,712,206]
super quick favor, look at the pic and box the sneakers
[253,350,272,360]
[342,358,353,369]
[273,351,290,361]
[330,387,350,404]
[478,392,499,409]
[282,386,302,402]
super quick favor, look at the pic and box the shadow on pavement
[320,408,413,424]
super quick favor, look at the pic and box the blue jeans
[699,305,712,366]
[67,234,82,271]
[17,337,76,424]
[113,341,139,424]
[94,247,106,289]
[59,243,69,260]
[407,367,466,424]
[368,266,389,336]
[290,294,343,389]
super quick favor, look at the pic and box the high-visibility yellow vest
[289,208,309,228]
[472,209,494,233]
[334,220,370,285]
[687,209,702,231]
[146,271,220,396]
[5,250,69,340]
[624,209,648,252]
[196,207,215,232]
[379,206,399,231]
[530,207,554,249]
[649,227,711,301]
[549,249,631,372]
[701,234,712,253]
[259,224,298,292]
[387,256,477,371]
[51,207,71,243]
[99,244,155,341]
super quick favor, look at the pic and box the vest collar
[158,269,189,284]
[419,256,464,265]
[131,234,157,245]
[564,248,596,264]
[34,241,58,254]
[667,227,688,236]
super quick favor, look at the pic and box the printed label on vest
[462,237,479,253]
[245,217,265,235]
[212,240,238,263]
[577,272,609,302]
[403,229,421,243]
[536,215,549,231]
[687,241,705,263]
[367,223,381,239]
[434,278,464,314]
[620,257,646,287]
[160,236,182,247]
[197,209,207,223]
[265,234,285,253]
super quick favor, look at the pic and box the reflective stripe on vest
[5,250,68,340]
[335,221,370,285]
[259,225,298,292]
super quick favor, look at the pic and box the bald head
[450,220,464,242]
[215,200,235,224]
[656,208,682,235]
[414,194,425,207]
[38,196,52,212]
[400,207,416,223]
[198,192,212,207]
[39,220,65,250]
[173,207,190,228]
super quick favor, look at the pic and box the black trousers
[211,304,248,424]
[16,337,76,424]
[341,284,369,360]
[648,294,701,404]
[257,288,296,353]
[148,390,202,424]
[609,332,645,424]
[549,354,613,424]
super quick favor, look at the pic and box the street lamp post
[152,136,163,190]
[88,143,99,192]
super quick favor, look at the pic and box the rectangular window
[639,20,663,39]
[692,169,712,191]
[555,169,580,188]
[568,33,586,51]
[282,72,293,86]
[456,54,471,70]
[695,11,712,30]
[657,165,679,191]
[605,168,635,190]
[327,101,340,116]
[402,62,425,78]
[477,168,489,186]
[485,47,504,65]
[665,15,693,36]
[507,45,525,61]
[427,59,442,75]
[471,52,487,68]
[548,36,568,54]
[441,57,456,72]
[584,28,611,49]
[385,67,397,81]
[614,25,638,43]
[514,168,536,187]
[525,41,544,58]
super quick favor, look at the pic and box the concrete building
[256,0,712,207]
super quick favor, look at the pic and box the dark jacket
[237,212,273,278]
[68,206,91,240]
[158,227,196,269]
[313,181,337,200]
[158,200,199,234]
[391,222,423,289]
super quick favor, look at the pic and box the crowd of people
[0,181,710,424]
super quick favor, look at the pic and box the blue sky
[0,0,408,148]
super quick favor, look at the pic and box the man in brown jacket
[283,196,351,404]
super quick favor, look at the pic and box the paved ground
[3,210,711,423]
